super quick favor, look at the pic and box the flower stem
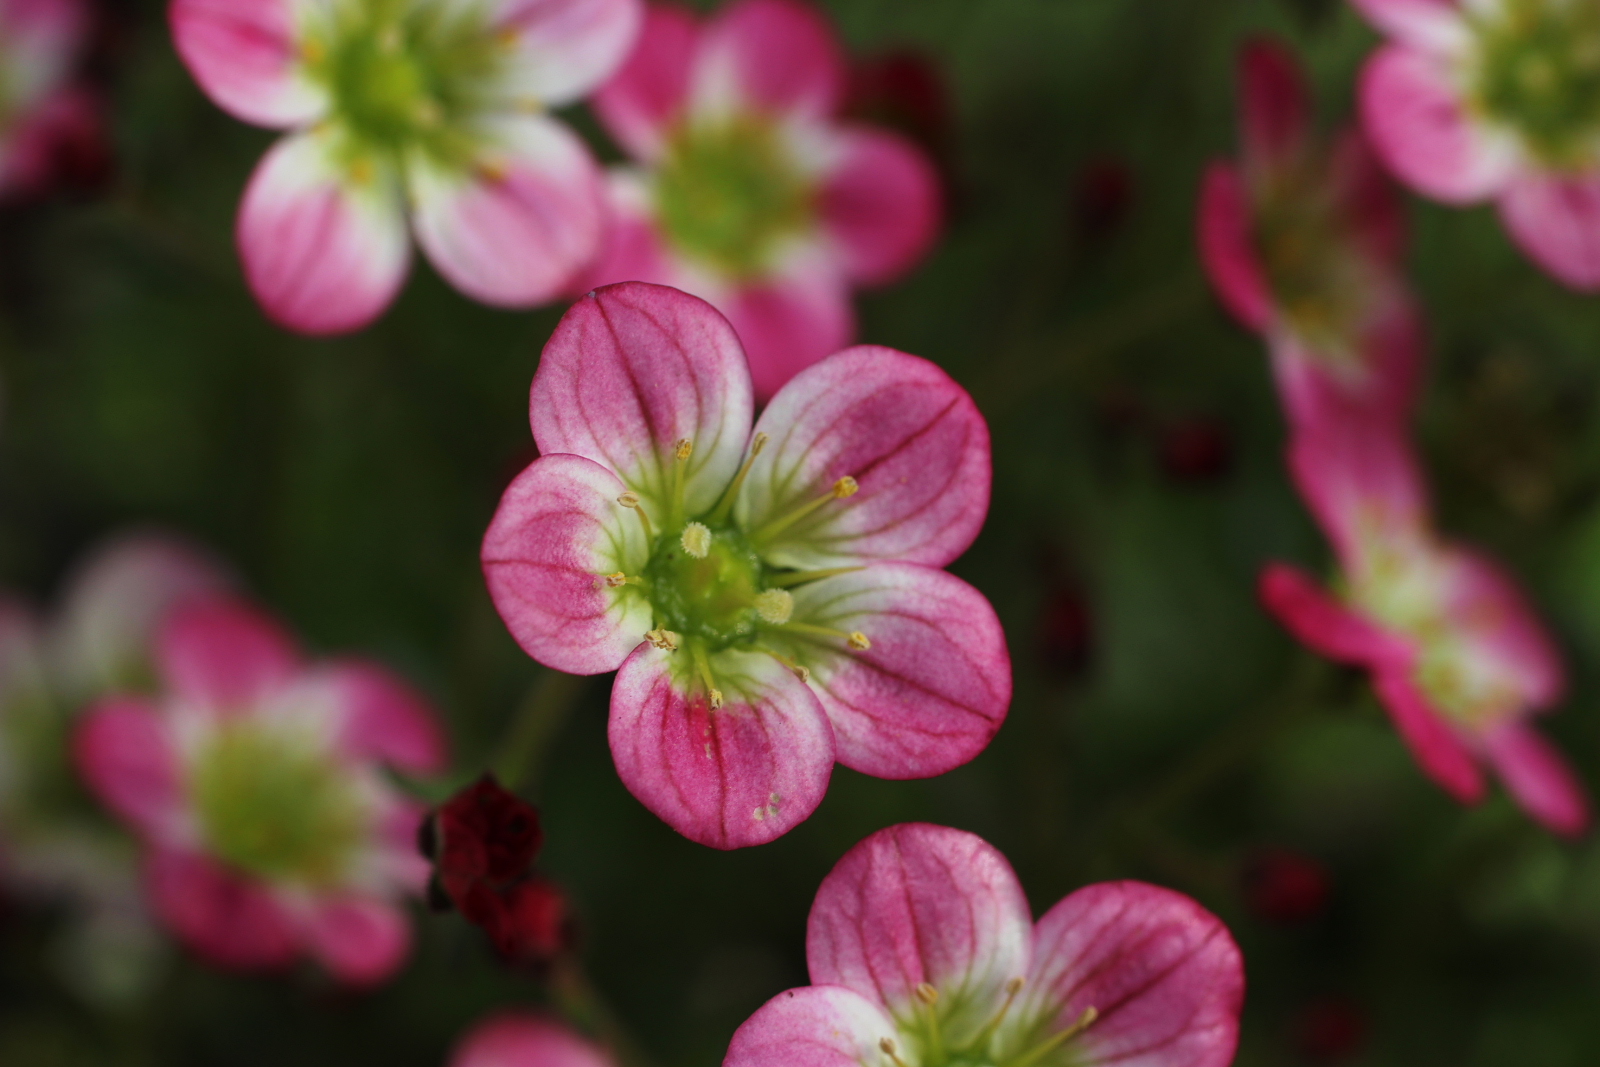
[494,670,589,794]
[551,958,660,1067]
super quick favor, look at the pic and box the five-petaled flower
[74,594,450,985]
[0,0,103,198]
[482,282,1008,849]
[726,822,1244,1067]
[1199,37,1422,433]
[580,0,942,400]
[169,0,642,334]
[449,1013,614,1067]
[1352,0,1600,288]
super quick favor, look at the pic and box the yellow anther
[645,628,680,652]
[879,1038,909,1067]
[301,37,327,64]
[617,491,654,542]
[751,432,770,455]
[1005,977,1025,995]
[754,589,794,625]
[681,522,712,559]
[708,688,725,710]
[604,572,628,588]
[348,157,375,186]
[618,492,641,507]
[848,631,872,651]
[674,438,694,461]
[915,983,940,1005]
[478,158,509,183]
[833,476,860,499]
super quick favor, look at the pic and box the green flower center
[645,522,768,646]
[191,721,364,885]
[1473,0,1600,168]
[877,983,1098,1067]
[654,116,815,278]
[1253,167,1374,360]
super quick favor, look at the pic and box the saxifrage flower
[0,0,103,197]
[74,593,450,984]
[170,0,642,334]
[1352,0,1600,288]
[726,823,1244,1067]
[580,0,942,400]
[482,282,1008,849]
[1199,37,1422,432]
[449,1013,614,1067]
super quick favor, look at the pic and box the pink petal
[722,262,854,403]
[1196,163,1274,333]
[491,0,643,109]
[608,646,835,848]
[450,1013,616,1067]
[156,595,299,710]
[692,0,844,120]
[1268,289,1425,432]
[1348,0,1469,51]
[592,2,699,160]
[529,282,754,515]
[301,896,412,986]
[1257,563,1411,668]
[73,697,184,840]
[1238,37,1311,173]
[817,125,941,287]
[146,848,298,971]
[788,564,1010,779]
[1025,881,1243,1067]
[237,131,411,335]
[1443,547,1564,708]
[1498,172,1600,291]
[568,170,687,294]
[742,345,990,569]
[408,115,605,308]
[1284,408,1430,567]
[0,85,104,198]
[725,985,896,1067]
[169,0,326,128]
[481,453,653,676]
[1359,44,1515,205]
[1370,668,1486,803]
[1482,721,1592,837]
[1328,126,1408,265]
[806,823,1033,1018]
[324,661,449,775]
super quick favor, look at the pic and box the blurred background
[7,0,1600,1064]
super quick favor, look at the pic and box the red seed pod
[1241,847,1330,926]
[427,774,544,899]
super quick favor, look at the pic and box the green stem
[551,958,659,1067]
[494,671,589,794]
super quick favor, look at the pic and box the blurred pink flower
[169,0,642,334]
[0,0,104,198]
[583,0,942,400]
[74,594,449,984]
[449,1014,613,1067]
[1352,0,1600,288]
[482,282,1007,849]
[1199,37,1423,433]
[726,822,1244,1067]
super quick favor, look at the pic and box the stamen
[751,476,860,544]
[681,522,712,559]
[848,631,871,651]
[1007,1006,1098,1067]
[692,644,724,710]
[617,491,655,543]
[645,628,681,652]
[675,438,694,461]
[761,649,810,683]
[301,37,326,64]
[968,977,1026,1052]
[754,589,794,625]
[670,438,693,525]
[768,565,864,589]
[709,432,769,524]
[781,623,873,651]
[914,983,944,1061]
[879,1038,910,1067]
[604,572,628,588]
[915,983,939,1005]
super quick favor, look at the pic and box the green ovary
[191,723,364,885]
[654,117,815,278]
[1474,0,1600,168]
[644,524,767,646]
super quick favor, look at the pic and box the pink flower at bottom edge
[450,1013,615,1067]
[727,823,1243,1067]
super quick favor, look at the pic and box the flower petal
[146,848,299,971]
[592,2,699,160]
[725,985,897,1067]
[408,114,605,308]
[806,823,1033,1027]
[780,564,1009,779]
[817,125,941,287]
[0,0,87,107]
[691,0,844,121]
[1257,563,1411,669]
[491,0,643,109]
[1268,290,1425,433]
[324,661,449,775]
[570,169,690,294]
[1238,37,1311,173]
[1349,0,1470,52]
[169,0,326,128]
[1482,721,1592,838]
[482,453,653,676]
[1370,668,1486,803]
[301,896,412,986]
[1023,881,1243,1067]
[74,697,184,841]
[156,595,299,710]
[450,1014,616,1067]
[529,282,754,516]
[741,346,990,569]
[1498,172,1600,291]
[1196,162,1274,333]
[1359,44,1516,204]
[723,259,854,403]
[607,645,835,849]
[237,131,411,335]
[1443,547,1564,708]
[1328,126,1408,265]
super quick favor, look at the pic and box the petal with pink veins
[169,0,327,128]
[592,3,699,160]
[783,564,1010,780]
[482,453,652,676]
[1443,547,1564,708]
[1023,881,1244,1067]
[301,895,412,986]
[491,0,644,109]
[156,595,299,711]
[607,645,835,849]
[691,0,844,120]
[1258,563,1411,668]
[1482,720,1592,837]
[1498,172,1600,291]
[1348,0,1470,52]
[1284,410,1430,566]
[817,125,941,287]
[725,985,898,1067]
[324,661,449,775]
[450,1014,616,1067]
[1196,163,1274,333]
[146,848,299,971]
[721,258,854,403]
[1370,668,1486,803]
[1238,38,1311,173]
[1268,291,1425,432]
[74,697,185,841]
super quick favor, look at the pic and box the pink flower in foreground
[1352,0,1600,288]
[726,823,1244,1067]
[0,0,102,198]
[169,0,642,335]
[582,0,942,400]
[1261,413,1590,835]
[1198,37,1422,432]
[74,594,449,984]
[449,1013,613,1067]
[483,282,1007,849]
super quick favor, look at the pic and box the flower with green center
[169,0,642,334]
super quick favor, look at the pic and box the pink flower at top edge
[449,1013,614,1067]
[168,0,643,335]
[727,823,1244,1067]
[1352,0,1600,289]
[482,282,1007,849]
[73,594,450,985]
[582,0,943,401]
[1197,36,1423,433]
[0,0,104,198]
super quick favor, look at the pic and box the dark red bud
[1072,156,1137,249]
[1159,417,1233,483]
[1242,847,1330,925]
[845,49,952,158]
[434,774,543,891]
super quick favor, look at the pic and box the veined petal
[529,282,754,517]
[593,3,699,161]
[408,114,605,308]
[817,125,941,287]
[1238,37,1311,173]
[723,259,854,403]
[725,985,898,1067]
[1370,668,1486,803]
[691,0,845,121]
[1023,882,1243,1067]
[146,848,299,971]
[1498,172,1600,292]
[1443,547,1564,709]
[607,646,835,849]
[1258,563,1412,668]
[569,168,690,294]
[741,347,990,568]
[170,0,327,128]
[450,1014,616,1067]
[806,823,1033,1029]
[1349,0,1470,52]
[781,564,1009,780]
[482,453,653,676]
[490,0,643,109]
[1285,408,1430,569]
[1482,721,1591,837]
[1268,290,1425,432]
[323,661,449,775]
[1196,163,1274,333]
[237,131,411,336]
[156,596,299,711]
[300,895,412,986]
[74,697,185,841]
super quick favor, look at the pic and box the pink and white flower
[482,282,1007,849]
[448,1013,614,1067]
[0,0,102,197]
[1198,37,1422,432]
[581,0,942,400]
[726,822,1244,1067]
[74,594,449,984]
[1352,0,1600,288]
[169,0,643,335]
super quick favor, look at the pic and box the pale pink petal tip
[328,661,449,774]
[725,985,895,1067]
[1499,174,1600,291]
[450,1013,615,1067]
[169,0,328,128]
[819,126,942,287]
[156,594,299,710]
[1484,722,1592,838]
[74,697,182,838]
[1196,162,1274,332]
[147,849,298,971]
[494,0,644,109]
[593,2,699,159]
[1349,0,1470,51]
[697,0,846,119]
[303,897,412,986]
